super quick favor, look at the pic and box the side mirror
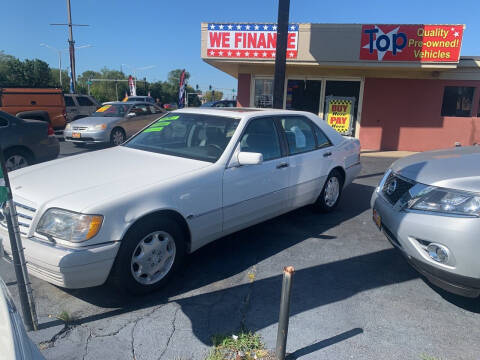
[127,112,136,118]
[238,152,263,166]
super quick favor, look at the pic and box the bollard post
[275,266,295,360]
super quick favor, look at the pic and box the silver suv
[64,94,100,122]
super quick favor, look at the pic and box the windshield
[124,113,240,162]
[93,104,130,117]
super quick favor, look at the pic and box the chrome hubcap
[324,176,340,207]
[130,231,176,285]
[112,130,124,145]
[5,155,28,171]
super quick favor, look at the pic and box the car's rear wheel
[110,128,126,146]
[4,148,33,172]
[110,217,186,294]
[313,169,344,213]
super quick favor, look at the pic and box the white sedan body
[0,108,361,289]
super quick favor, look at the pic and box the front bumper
[371,191,480,297]
[0,227,120,289]
[64,128,110,144]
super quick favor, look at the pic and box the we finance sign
[360,24,464,62]
[207,23,298,59]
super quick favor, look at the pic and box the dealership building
[201,23,480,151]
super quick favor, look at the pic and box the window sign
[324,97,356,135]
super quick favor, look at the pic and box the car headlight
[36,208,103,242]
[408,186,480,216]
[65,123,71,130]
[92,124,107,130]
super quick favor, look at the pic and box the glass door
[286,80,322,114]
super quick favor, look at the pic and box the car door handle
[276,162,289,169]
[323,152,332,158]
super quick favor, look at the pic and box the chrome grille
[0,201,37,236]
[381,173,415,205]
[72,126,88,131]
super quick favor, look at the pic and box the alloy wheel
[5,155,29,172]
[324,176,340,207]
[112,130,125,145]
[130,231,176,285]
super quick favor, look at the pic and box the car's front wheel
[110,217,186,294]
[4,148,32,172]
[110,128,126,146]
[313,169,344,213]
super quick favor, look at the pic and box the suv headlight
[408,186,480,216]
[36,208,103,242]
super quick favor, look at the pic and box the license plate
[372,209,382,230]
[72,132,81,139]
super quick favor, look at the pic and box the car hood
[70,116,123,126]
[9,147,212,212]
[391,146,480,193]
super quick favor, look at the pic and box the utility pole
[272,0,290,109]
[50,0,89,93]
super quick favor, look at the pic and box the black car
[201,100,237,108]
[0,111,59,171]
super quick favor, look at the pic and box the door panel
[277,115,333,208]
[222,117,290,234]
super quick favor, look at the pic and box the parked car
[0,108,360,294]
[64,102,165,146]
[0,88,67,130]
[201,100,237,108]
[125,96,155,103]
[0,111,59,171]
[64,94,100,122]
[0,277,45,360]
[371,146,480,297]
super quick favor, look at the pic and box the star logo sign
[363,26,406,61]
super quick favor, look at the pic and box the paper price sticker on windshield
[325,97,355,135]
[96,105,111,112]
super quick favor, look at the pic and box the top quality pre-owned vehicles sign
[360,24,464,62]
[207,23,299,59]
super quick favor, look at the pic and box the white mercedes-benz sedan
[0,108,361,294]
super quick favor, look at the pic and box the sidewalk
[361,150,417,158]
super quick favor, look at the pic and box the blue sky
[3,0,480,95]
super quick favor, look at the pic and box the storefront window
[286,80,322,114]
[441,86,475,117]
[254,79,273,108]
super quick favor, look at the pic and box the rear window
[64,96,75,107]
[77,96,94,106]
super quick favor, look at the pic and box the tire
[109,216,186,294]
[110,127,126,146]
[4,148,33,172]
[313,169,344,213]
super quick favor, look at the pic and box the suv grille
[381,172,415,205]
[0,202,37,236]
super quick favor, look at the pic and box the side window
[64,96,75,107]
[279,116,316,154]
[130,104,150,116]
[148,105,163,114]
[441,86,475,117]
[239,117,281,161]
[314,125,332,149]
[77,96,94,106]
[0,116,9,127]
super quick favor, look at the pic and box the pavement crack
[158,306,180,360]
[82,327,92,360]
[38,323,73,350]
[240,265,257,330]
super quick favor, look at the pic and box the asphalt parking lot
[2,143,480,360]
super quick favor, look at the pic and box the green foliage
[0,52,204,106]
[206,331,271,360]
[204,90,223,102]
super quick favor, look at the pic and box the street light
[40,43,92,88]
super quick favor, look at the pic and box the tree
[203,90,223,102]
